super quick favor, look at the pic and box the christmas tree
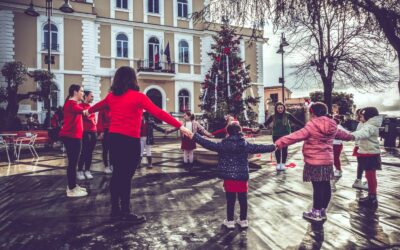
[199,20,260,133]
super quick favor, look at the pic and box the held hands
[83,110,89,116]
[180,126,193,139]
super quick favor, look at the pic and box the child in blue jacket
[192,122,275,229]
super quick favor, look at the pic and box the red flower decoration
[224,47,231,54]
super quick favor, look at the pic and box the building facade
[0,0,265,123]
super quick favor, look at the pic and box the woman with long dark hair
[263,102,304,171]
[89,66,191,224]
[77,91,97,180]
[59,84,88,197]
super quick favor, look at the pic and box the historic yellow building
[0,0,265,122]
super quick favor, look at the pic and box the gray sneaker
[303,208,323,222]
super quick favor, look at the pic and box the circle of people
[59,66,381,227]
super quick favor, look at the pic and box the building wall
[64,18,83,71]
[1,0,265,121]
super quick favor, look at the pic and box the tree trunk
[323,80,333,114]
[5,91,32,130]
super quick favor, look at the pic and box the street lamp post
[25,0,74,129]
[276,33,289,103]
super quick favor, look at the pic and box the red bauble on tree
[224,47,231,54]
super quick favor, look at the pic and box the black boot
[147,156,152,168]
[359,194,378,209]
[110,207,122,218]
[120,212,146,224]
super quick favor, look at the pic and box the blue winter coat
[193,133,275,180]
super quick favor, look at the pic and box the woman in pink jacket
[275,102,354,222]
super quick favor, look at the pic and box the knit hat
[361,107,379,121]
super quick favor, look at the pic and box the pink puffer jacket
[275,116,353,166]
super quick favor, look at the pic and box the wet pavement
[0,137,399,249]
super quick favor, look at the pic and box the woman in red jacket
[89,66,192,224]
[59,84,88,198]
[77,91,97,180]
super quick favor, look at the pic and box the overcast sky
[262,26,400,115]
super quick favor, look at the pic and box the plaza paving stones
[0,137,399,249]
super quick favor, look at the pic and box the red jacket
[80,103,97,132]
[97,108,110,133]
[59,100,84,139]
[89,90,181,138]
[276,116,353,166]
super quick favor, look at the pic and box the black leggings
[109,133,140,213]
[226,192,248,221]
[102,129,111,167]
[356,157,364,180]
[78,132,97,171]
[62,137,82,190]
[273,135,288,164]
[311,181,331,210]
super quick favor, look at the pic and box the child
[263,102,304,171]
[333,116,346,177]
[351,107,382,209]
[77,91,97,180]
[275,102,353,222]
[139,112,167,168]
[352,109,369,190]
[97,107,112,174]
[168,111,213,168]
[192,122,275,229]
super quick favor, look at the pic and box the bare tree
[192,0,399,111]
[332,0,400,94]
[281,1,395,111]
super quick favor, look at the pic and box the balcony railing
[42,43,59,51]
[136,60,175,74]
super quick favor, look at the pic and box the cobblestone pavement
[0,137,399,249]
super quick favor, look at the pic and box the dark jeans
[109,133,140,213]
[226,192,248,221]
[78,132,97,171]
[311,181,331,210]
[273,135,288,164]
[102,129,111,167]
[62,137,82,190]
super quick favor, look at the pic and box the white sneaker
[281,163,286,171]
[276,163,282,171]
[223,219,235,229]
[104,167,112,174]
[352,179,368,190]
[84,171,93,180]
[75,185,87,192]
[77,171,85,180]
[334,170,343,177]
[66,187,88,197]
[236,219,249,228]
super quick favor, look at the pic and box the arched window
[178,89,190,112]
[148,0,159,13]
[177,0,188,18]
[178,40,189,63]
[116,33,128,58]
[148,37,160,68]
[116,0,128,9]
[43,24,58,51]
